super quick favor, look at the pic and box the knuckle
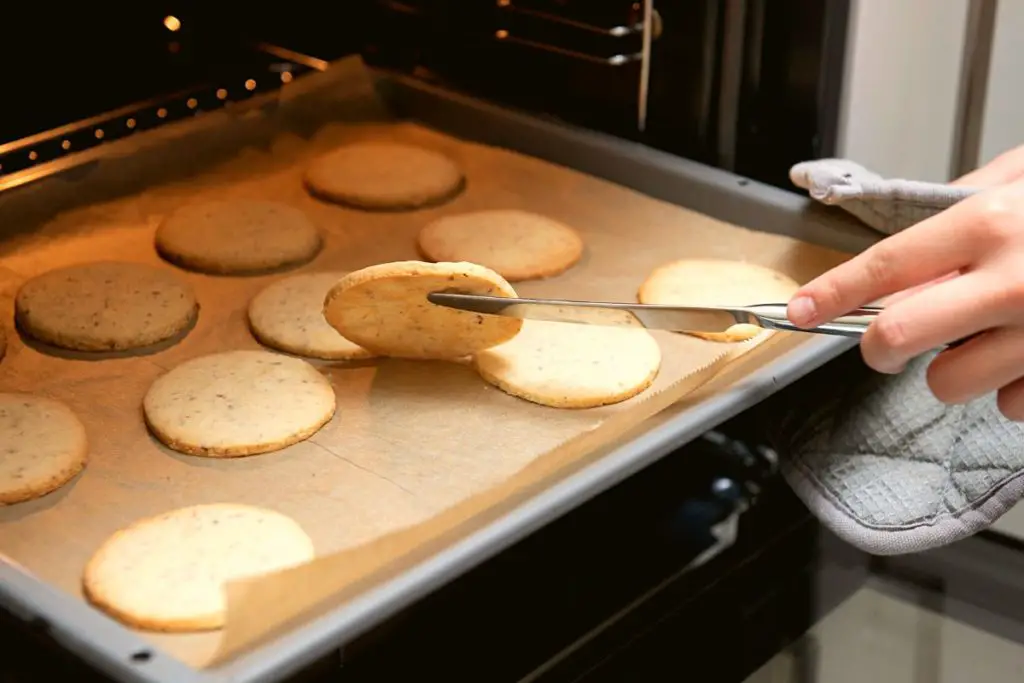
[869,313,910,355]
[863,244,896,290]
[972,193,1020,242]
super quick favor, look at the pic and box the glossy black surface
[362,0,849,191]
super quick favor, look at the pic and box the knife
[427,292,880,340]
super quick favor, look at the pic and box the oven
[3,4,1024,683]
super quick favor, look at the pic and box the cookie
[15,261,198,351]
[248,272,375,361]
[323,261,522,360]
[303,142,464,210]
[143,350,336,457]
[638,259,800,349]
[0,393,87,504]
[83,503,315,632]
[155,200,322,275]
[417,210,584,281]
[473,320,662,409]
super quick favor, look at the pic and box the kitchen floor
[745,582,1024,683]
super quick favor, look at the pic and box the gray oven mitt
[767,350,1024,556]
[789,159,978,235]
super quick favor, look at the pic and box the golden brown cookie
[83,503,315,632]
[473,321,661,408]
[0,393,87,504]
[143,350,336,457]
[417,210,584,281]
[303,142,464,210]
[248,272,375,361]
[638,258,800,353]
[155,200,321,275]
[15,261,198,351]
[323,261,521,360]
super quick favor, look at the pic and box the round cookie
[417,210,584,281]
[248,272,375,361]
[323,260,522,360]
[155,200,322,275]
[143,350,336,457]
[15,261,198,352]
[83,503,315,632]
[638,259,800,348]
[0,393,87,504]
[303,142,464,210]
[473,320,662,409]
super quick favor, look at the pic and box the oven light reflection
[164,16,181,32]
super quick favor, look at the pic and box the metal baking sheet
[0,58,878,683]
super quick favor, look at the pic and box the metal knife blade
[426,292,882,340]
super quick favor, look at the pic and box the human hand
[787,179,1024,420]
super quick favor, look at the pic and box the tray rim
[0,63,873,683]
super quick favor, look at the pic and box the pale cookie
[248,272,375,361]
[0,393,87,504]
[323,261,522,360]
[304,142,464,210]
[638,259,800,347]
[15,261,198,351]
[473,320,662,409]
[417,210,584,281]
[155,200,322,275]
[143,350,336,457]
[83,503,315,632]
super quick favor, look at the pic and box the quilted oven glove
[773,159,1024,555]
[789,158,978,235]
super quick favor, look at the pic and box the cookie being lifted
[155,199,322,275]
[323,261,522,360]
[473,321,662,409]
[143,350,335,457]
[248,272,375,361]
[639,259,800,347]
[15,261,198,352]
[83,503,315,632]
[304,142,464,210]
[0,393,87,504]
[418,210,584,282]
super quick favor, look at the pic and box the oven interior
[4,4,1024,683]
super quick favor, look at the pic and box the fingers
[927,327,1024,404]
[998,376,1024,421]
[787,201,991,328]
[861,272,1011,373]
[881,271,959,307]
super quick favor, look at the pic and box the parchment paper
[0,59,850,669]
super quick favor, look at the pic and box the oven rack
[0,44,327,195]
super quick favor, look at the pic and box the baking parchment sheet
[0,60,850,668]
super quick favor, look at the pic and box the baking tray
[0,58,879,683]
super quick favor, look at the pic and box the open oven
[3,4,1024,683]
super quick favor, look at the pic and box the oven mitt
[766,350,1024,556]
[789,159,979,235]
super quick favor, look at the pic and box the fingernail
[788,296,817,327]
